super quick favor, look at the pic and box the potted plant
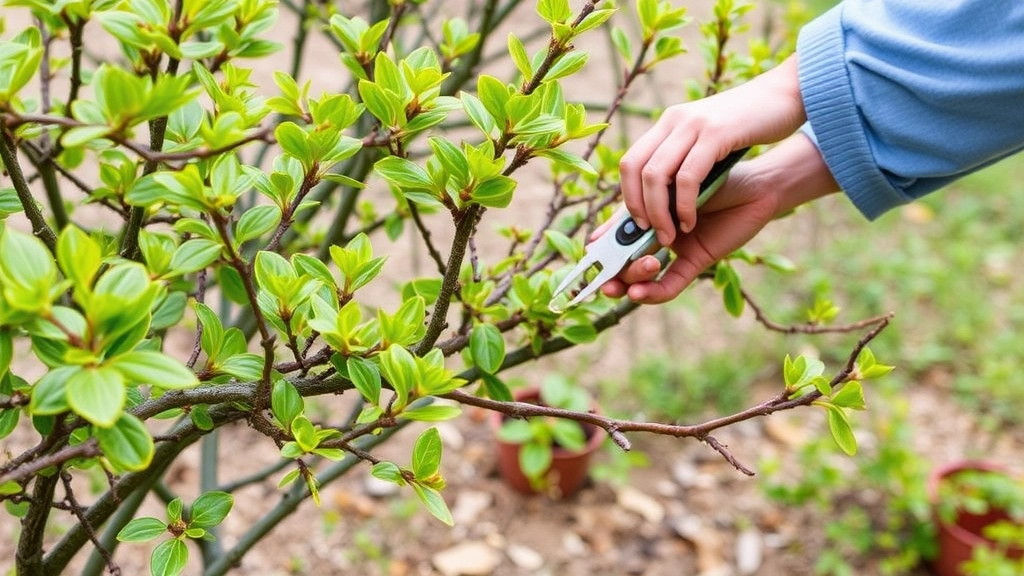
[491,375,604,497]
[929,461,1024,576]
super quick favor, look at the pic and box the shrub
[0,0,891,574]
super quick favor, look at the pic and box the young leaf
[519,440,552,479]
[469,324,505,374]
[150,538,189,576]
[189,491,233,528]
[347,357,382,405]
[371,461,405,484]
[169,239,222,275]
[831,381,867,410]
[399,405,462,422]
[411,483,453,526]
[96,413,155,471]
[823,403,858,456]
[412,427,442,480]
[271,380,304,431]
[66,367,126,428]
[109,351,198,389]
[116,517,168,543]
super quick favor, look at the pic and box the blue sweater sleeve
[797,0,1024,219]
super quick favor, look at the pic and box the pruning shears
[550,147,750,312]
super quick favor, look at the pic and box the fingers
[599,256,661,298]
[673,143,720,236]
[641,128,698,246]
[619,123,672,231]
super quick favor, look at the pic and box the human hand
[619,55,806,246]
[601,133,840,304]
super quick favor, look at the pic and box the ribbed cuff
[797,5,908,220]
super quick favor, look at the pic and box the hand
[619,55,806,246]
[601,134,840,304]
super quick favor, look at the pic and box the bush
[0,0,892,574]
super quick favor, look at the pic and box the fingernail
[643,258,659,273]
[635,217,650,230]
[657,232,672,245]
[681,219,693,233]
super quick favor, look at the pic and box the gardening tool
[549,147,750,312]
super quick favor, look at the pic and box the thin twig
[60,472,121,576]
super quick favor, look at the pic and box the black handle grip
[666,146,751,230]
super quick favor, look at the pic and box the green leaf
[498,419,534,443]
[459,91,496,137]
[535,148,598,177]
[150,538,189,576]
[545,51,588,81]
[234,205,282,245]
[550,419,586,451]
[375,156,434,190]
[96,413,155,471]
[218,354,264,381]
[109,351,198,389]
[347,357,381,405]
[560,323,597,344]
[507,33,532,81]
[30,367,73,415]
[470,176,516,208]
[271,380,304,431]
[189,491,233,528]
[481,373,512,402]
[469,324,505,374]
[116,517,167,543]
[67,367,126,428]
[56,226,101,290]
[412,427,442,480]
[519,440,552,479]
[411,482,453,526]
[831,381,867,410]
[823,404,858,456]
[371,461,404,484]
[543,230,580,261]
[290,415,317,453]
[399,405,462,422]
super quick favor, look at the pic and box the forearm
[738,133,840,216]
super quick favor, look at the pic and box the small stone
[452,490,493,525]
[763,416,808,447]
[507,544,544,570]
[431,541,501,576]
[616,486,665,524]
[562,531,589,556]
[364,474,400,498]
[484,532,506,549]
[388,560,410,576]
[692,529,727,573]
[735,529,763,575]
[332,489,375,516]
[698,567,735,576]
[672,461,700,488]
[763,532,792,549]
[670,514,704,542]
[656,480,678,497]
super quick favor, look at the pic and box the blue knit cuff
[797,6,910,220]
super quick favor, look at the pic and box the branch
[415,205,481,354]
[60,471,121,576]
[0,127,58,252]
[446,313,893,474]
[743,288,895,334]
[0,440,100,486]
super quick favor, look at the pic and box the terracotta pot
[490,388,604,498]
[927,461,1024,576]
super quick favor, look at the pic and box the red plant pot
[927,461,1024,576]
[490,388,604,498]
